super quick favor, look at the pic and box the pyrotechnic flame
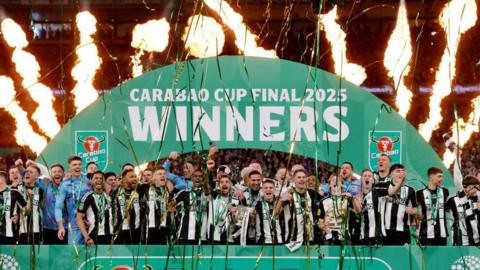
[131,19,170,77]
[71,11,101,113]
[419,0,477,141]
[384,0,413,117]
[0,18,27,48]
[322,6,366,86]
[182,15,225,58]
[203,0,277,58]
[0,76,47,154]
[1,18,60,138]
[443,97,480,166]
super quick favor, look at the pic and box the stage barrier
[0,245,479,270]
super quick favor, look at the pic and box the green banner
[1,245,479,270]
[36,56,452,189]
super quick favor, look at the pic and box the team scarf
[260,197,283,244]
[209,194,233,242]
[92,192,110,231]
[20,185,41,234]
[147,185,168,228]
[425,187,444,226]
[424,187,444,226]
[0,188,10,225]
[176,188,208,241]
[190,189,209,232]
[286,188,313,251]
[117,188,139,230]
[0,188,13,237]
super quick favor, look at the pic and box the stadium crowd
[0,145,478,248]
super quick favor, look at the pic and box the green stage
[1,245,479,270]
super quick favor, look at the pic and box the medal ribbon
[429,188,441,224]
[70,178,84,210]
[93,193,106,224]
[190,190,204,223]
[292,189,313,241]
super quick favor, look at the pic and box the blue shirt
[55,175,91,229]
[162,161,193,190]
[320,183,330,195]
[343,179,362,196]
[37,178,67,230]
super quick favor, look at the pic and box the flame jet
[1,18,60,138]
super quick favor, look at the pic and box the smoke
[0,7,7,22]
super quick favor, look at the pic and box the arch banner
[37,56,452,188]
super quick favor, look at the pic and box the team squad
[0,146,478,248]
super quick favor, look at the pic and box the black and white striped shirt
[373,173,388,183]
[358,184,389,240]
[254,198,286,244]
[283,189,320,243]
[114,188,141,231]
[318,195,349,241]
[381,185,416,233]
[19,185,44,235]
[176,189,209,242]
[0,188,26,238]
[416,187,449,239]
[446,192,480,245]
[138,185,170,230]
[207,192,239,243]
[78,191,114,238]
[242,188,262,243]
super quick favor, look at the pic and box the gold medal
[160,215,166,224]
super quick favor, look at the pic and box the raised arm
[162,160,183,187]
[352,193,363,214]
[453,156,463,192]
[273,192,291,217]
[387,180,404,196]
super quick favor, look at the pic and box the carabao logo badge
[75,130,108,171]
[369,131,401,171]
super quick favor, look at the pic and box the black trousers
[91,234,112,245]
[114,229,141,245]
[145,227,170,245]
[0,235,16,244]
[43,228,68,245]
[362,237,384,246]
[384,230,410,245]
[178,239,202,245]
[419,237,447,246]
[323,231,344,245]
[18,232,41,245]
